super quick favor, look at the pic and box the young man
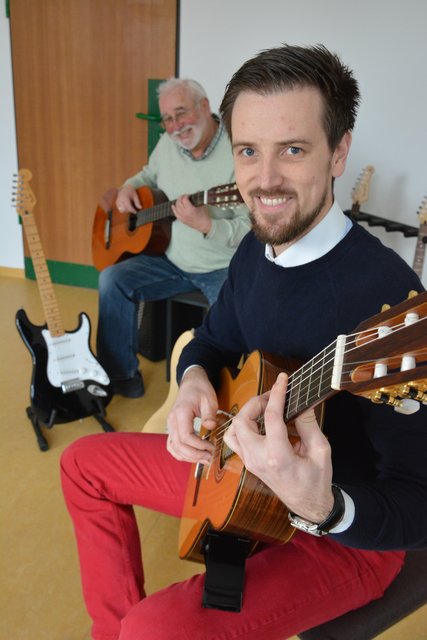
[97,78,250,398]
[61,45,426,640]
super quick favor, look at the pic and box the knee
[98,264,119,296]
[60,434,105,486]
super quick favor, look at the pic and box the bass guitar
[179,290,427,563]
[13,169,113,450]
[92,182,244,271]
[412,196,427,279]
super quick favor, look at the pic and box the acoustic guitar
[412,196,427,279]
[13,169,112,448]
[179,290,427,563]
[92,183,244,271]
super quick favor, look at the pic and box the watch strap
[288,484,345,537]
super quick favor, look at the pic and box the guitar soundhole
[128,213,137,232]
[216,408,236,471]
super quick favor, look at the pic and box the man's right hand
[166,366,218,465]
[115,184,142,214]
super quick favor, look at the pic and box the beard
[249,186,328,247]
[169,121,203,151]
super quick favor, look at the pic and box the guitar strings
[200,316,426,444]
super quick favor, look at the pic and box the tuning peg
[394,399,420,415]
[404,312,419,325]
[407,290,418,299]
[400,355,416,372]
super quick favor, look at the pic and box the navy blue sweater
[177,222,427,551]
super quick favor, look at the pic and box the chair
[165,291,209,380]
[297,548,427,640]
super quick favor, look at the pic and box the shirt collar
[178,115,222,161]
[265,200,352,267]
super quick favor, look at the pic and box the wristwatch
[288,484,345,537]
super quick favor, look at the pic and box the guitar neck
[413,224,427,278]
[21,213,65,336]
[134,190,206,229]
[284,339,339,420]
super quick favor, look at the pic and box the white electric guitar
[13,169,112,431]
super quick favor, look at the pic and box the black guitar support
[26,399,114,452]
[202,530,252,612]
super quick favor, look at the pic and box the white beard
[170,122,203,151]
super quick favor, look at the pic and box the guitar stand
[25,402,115,452]
[202,530,252,612]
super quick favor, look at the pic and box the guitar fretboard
[134,190,205,229]
[21,213,65,337]
[413,224,427,278]
[285,340,338,420]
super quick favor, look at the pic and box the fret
[20,209,65,337]
[134,189,207,229]
[412,224,427,278]
[285,341,337,420]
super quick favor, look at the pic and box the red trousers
[60,432,404,640]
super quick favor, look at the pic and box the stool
[165,291,209,380]
[297,548,427,640]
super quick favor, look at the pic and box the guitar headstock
[417,196,427,225]
[340,290,427,413]
[351,165,375,206]
[207,183,244,209]
[12,168,37,217]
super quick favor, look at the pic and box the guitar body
[16,308,112,426]
[92,186,172,270]
[179,351,299,564]
[178,291,427,565]
[92,182,244,271]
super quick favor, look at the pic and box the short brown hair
[220,44,360,150]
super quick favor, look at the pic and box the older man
[97,78,250,397]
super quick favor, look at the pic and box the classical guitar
[13,169,112,445]
[179,290,427,563]
[92,182,244,271]
[412,196,427,279]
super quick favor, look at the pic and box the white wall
[1,1,426,286]
[180,0,427,286]
[0,10,22,269]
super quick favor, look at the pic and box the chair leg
[165,298,173,382]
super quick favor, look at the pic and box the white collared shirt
[265,200,352,266]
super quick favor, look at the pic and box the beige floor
[0,274,425,640]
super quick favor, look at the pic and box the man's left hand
[171,195,212,235]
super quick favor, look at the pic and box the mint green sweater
[124,126,250,273]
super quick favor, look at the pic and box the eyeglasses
[160,105,196,129]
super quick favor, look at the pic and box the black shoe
[112,372,145,398]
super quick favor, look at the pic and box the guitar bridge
[61,378,85,394]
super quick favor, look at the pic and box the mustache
[170,125,193,139]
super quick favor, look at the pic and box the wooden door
[9,0,177,284]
